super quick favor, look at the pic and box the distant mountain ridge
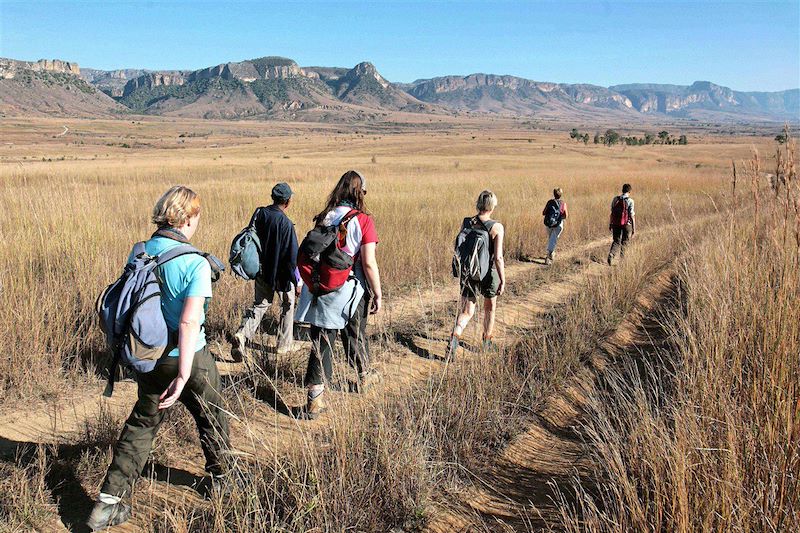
[0,55,797,122]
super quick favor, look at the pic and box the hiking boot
[355,369,382,393]
[86,501,131,531]
[305,392,327,420]
[197,473,234,499]
[482,339,499,352]
[607,254,613,266]
[231,331,247,362]
[445,334,460,361]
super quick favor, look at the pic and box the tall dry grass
[0,121,741,401]
[555,133,800,532]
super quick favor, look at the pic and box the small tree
[775,132,788,144]
[645,133,654,145]
[658,130,670,144]
[593,133,600,144]
[604,129,620,146]
[583,133,589,144]
[570,128,580,140]
[678,134,688,145]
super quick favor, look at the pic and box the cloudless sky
[1,0,798,91]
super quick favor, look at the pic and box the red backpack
[298,210,360,295]
[610,195,630,227]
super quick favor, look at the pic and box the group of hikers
[88,171,636,530]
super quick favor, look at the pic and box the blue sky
[1,1,798,91]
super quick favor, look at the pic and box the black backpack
[452,217,492,281]
[543,199,562,228]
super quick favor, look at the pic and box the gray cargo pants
[237,277,295,350]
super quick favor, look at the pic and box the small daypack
[610,195,630,227]
[298,210,360,295]
[543,199,562,228]
[452,216,492,282]
[96,241,224,396]
[229,208,262,280]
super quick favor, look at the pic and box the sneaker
[86,501,131,531]
[231,331,247,362]
[355,369,382,393]
[276,341,303,354]
[305,392,327,420]
[445,334,460,361]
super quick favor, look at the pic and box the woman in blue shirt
[88,186,229,531]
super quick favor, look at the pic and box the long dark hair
[313,170,368,223]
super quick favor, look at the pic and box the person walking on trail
[295,170,383,419]
[542,187,568,265]
[88,186,230,531]
[607,183,636,265]
[232,182,301,361]
[446,190,506,360]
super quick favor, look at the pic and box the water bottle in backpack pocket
[452,216,491,281]
[96,242,224,396]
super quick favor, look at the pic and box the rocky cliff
[0,58,80,79]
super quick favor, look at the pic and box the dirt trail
[426,265,678,532]
[0,228,662,532]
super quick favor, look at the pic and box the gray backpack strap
[483,219,497,232]
[155,244,202,266]
[156,245,226,281]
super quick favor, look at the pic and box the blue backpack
[229,208,262,280]
[96,241,224,396]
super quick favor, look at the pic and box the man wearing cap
[233,182,301,358]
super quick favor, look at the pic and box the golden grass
[0,117,760,400]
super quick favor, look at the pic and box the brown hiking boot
[305,392,327,420]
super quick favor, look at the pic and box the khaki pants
[101,346,229,498]
[238,277,295,351]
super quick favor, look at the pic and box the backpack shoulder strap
[156,244,225,281]
[248,207,263,228]
[131,241,147,260]
[338,209,360,227]
[155,244,203,265]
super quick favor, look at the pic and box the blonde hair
[152,186,200,228]
[476,190,497,213]
[554,187,563,199]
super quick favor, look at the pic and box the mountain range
[1,56,797,123]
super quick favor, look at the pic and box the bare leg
[453,296,477,336]
[482,296,497,340]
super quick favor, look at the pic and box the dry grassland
[0,117,760,401]
[1,117,796,533]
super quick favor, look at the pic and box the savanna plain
[0,116,797,532]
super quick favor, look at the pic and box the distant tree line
[570,128,688,146]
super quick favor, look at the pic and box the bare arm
[159,296,204,409]
[360,242,383,314]
[493,224,506,295]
